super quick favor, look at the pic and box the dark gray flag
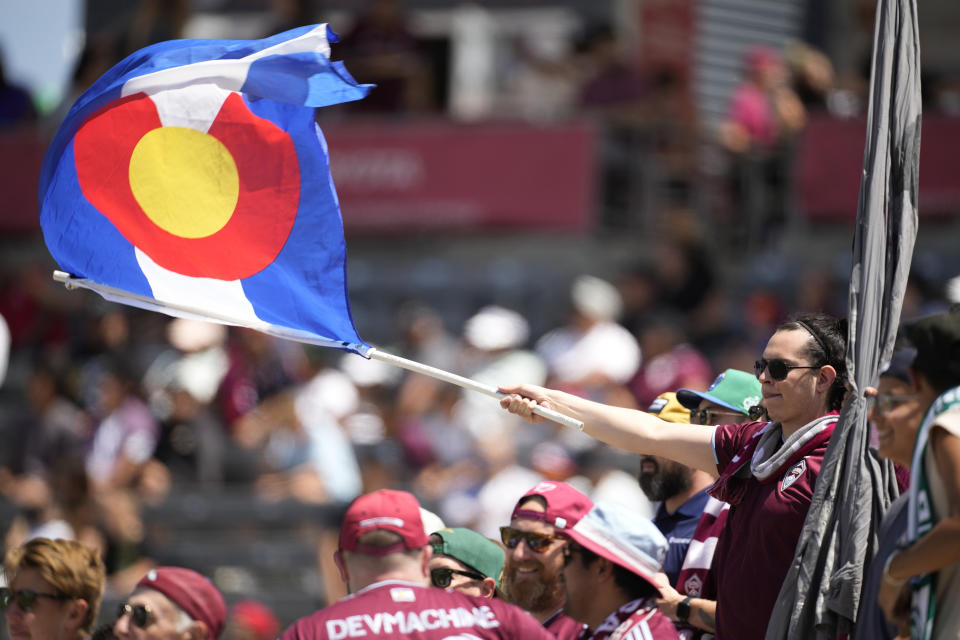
[764,0,921,637]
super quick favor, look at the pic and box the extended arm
[499,384,718,474]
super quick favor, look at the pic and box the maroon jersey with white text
[282,580,555,640]
[711,422,829,640]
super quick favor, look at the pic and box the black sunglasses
[430,567,485,589]
[117,603,154,629]
[690,408,744,425]
[499,527,561,552]
[0,587,70,612]
[755,358,820,381]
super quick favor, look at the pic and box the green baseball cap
[430,528,505,588]
[675,369,762,415]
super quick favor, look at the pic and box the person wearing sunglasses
[282,489,553,640]
[499,481,592,640]
[2,537,105,640]
[558,501,677,639]
[113,566,226,640]
[428,528,504,598]
[501,312,848,640]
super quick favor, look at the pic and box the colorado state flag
[40,25,373,354]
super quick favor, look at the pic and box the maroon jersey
[580,598,679,640]
[711,422,829,639]
[282,580,555,640]
[543,608,587,639]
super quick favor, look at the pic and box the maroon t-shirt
[543,608,587,639]
[711,422,829,640]
[282,580,555,640]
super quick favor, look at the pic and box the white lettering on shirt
[323,606,501,638]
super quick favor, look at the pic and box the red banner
[797,114,960,220]
[325,120,597,233]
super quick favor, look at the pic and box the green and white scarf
[907,385,960,640]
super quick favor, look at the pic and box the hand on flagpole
[498,384,557,423]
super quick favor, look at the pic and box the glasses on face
[755,358,820,381]
[117,603,154,629]
[499,527,561,553]
[869,394,917,414]
[0,588,70,612]
[690,408,744,425]
[430,567,485,589]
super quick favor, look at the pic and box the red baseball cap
[339,489,429,555]
[510,481,593,531]
[136,567,226,640]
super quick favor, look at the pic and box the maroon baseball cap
[510,481,593,531]
[339,489,429,555]
[136,567,226,640]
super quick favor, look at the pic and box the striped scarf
[707,414,838,505]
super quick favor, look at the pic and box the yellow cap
[646,392,691,424]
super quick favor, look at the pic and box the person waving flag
[39,25,583,431]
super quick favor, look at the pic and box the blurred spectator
[719,44,806,246]
[338,0,431,113]
[785,41,835,112]
[18,362,90,477]
[0,52,37,130]
[217,329,300,433]
[536,275,641,405]
[576,25,648,124]
[576,25,650,227]
[223,599,281,640]
[498,36,579,122]
[85,358,159,492]
[575,445,654,520]
[629,313,712,408]
[144,318,230,487]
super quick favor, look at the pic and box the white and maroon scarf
[583,597,659,640]
[707,413,838,505]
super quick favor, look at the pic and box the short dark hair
[903,305,960,393]
[778,312,848,410]
[576,547,658,600]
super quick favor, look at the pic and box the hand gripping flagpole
[52,271,584,431]
[365,348,583,431]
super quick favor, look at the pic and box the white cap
[571,275,622,321]
[463,306,530,351]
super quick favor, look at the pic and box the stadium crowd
[3,1,960,639]
[2,258,959,638]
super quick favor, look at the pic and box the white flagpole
[52,270,584,431]
[366,348,583,431]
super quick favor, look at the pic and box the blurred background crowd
[1,0,960,636]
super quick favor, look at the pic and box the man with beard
[500,481,592,639]
[642,370,761,587]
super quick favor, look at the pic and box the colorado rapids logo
[684,574,703,597]
[781,459,806,492]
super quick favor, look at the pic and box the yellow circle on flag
[129,126,239,239]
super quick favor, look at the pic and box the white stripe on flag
[121,25,330,98]
[135,248,266,327]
